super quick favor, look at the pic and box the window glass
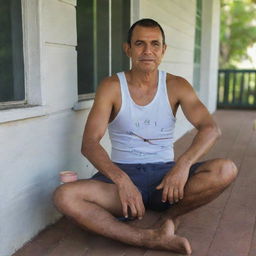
[0,0,25,102]
[77,0,130,95]
[111,0,130,74]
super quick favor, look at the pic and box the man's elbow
[81,143,87,157]
[81,138,91,157]
[200,123,222,139]
[216,126,222,138]
[209,124,222,140]
[81,137,98,157]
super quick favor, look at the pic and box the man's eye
[135,42,142,46]
[153,42,160,46]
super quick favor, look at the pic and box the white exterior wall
[0,1,99,255]
[0,1,220,255]
[138,0,197,139]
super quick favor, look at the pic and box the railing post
[217,69,256,109]
[224,71,229,104]
[217,71,221,105]
[232,72,236,104]
[254,71,256,105]
[239,72,244,105]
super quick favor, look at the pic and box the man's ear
[162,43,167,55]
[123,42,131,57]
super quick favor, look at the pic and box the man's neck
[127,69,158,88]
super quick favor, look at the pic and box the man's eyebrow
[134,40,144,43]
[133,39,161,43]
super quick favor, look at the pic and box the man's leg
[53,179,192,254]
[160,158,238,221]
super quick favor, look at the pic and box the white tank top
[108,70,176,164]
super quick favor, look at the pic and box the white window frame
[77,0,133,98]
[74,0,133,111]
[0,0,47,124]
[77,0,112,101]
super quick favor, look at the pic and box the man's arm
[81,77,145,219]
[157,77,221,203]
[176,77,221,165]
[81,77,124,184]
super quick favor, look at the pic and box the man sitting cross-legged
[53,19,238,255]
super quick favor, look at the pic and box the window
[193,0,202,91]
[76,0,130,97]
[0,0,25,104]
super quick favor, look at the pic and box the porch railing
[217,69,256,109]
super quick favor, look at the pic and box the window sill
[0,105,48,124]
[72,99,94,111]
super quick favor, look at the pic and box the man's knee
[53,180,116,210]
[53,183,76,212]
[217,158,238,187]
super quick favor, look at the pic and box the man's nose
[143,44,152,54]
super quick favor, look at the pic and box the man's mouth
[139,58,155,62]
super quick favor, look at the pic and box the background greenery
[219,0,256,68]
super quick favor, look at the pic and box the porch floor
[12,110,256,256]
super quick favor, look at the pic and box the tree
[219,0,256,68]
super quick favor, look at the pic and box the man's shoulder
[165,73,192,92]
[96,74,121,94]
[99,74,120,89]
[166,73,188,87]
[164,72,195,103]
[94,74,121,103]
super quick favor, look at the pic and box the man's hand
[117,178,145,220]
[156,162,190,204]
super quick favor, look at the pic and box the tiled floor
[12,110,256,256]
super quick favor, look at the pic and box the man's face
[125,25,166,73]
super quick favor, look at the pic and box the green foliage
[220,0,256,68]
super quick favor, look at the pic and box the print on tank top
[126,110,175,156]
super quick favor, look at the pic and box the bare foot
[152,216,181,232]
[174,217,181,231]
[148,219,192,255]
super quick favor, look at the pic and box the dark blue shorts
[91,161,205,212]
